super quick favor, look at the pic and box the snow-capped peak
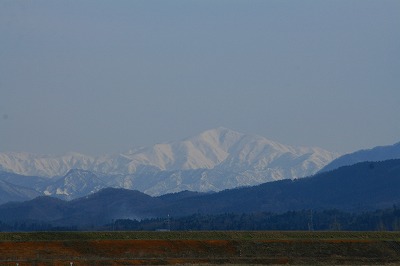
[0,127,338,178]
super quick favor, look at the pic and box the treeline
[1,207,400,231]
[109,207,400,232]
[0,221,77,232]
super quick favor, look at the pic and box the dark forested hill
[156,159,400,216]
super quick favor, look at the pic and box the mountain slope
[1,159,400,227]
[0,171,49,190]
[160,159,400,216]
[0,196,67,222]
[0,152,98,177]
[42,169,108,200]
[0,180,41,204]
[320,142,400,173]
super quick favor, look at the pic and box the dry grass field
[0,231,399,265]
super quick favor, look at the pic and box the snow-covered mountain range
[0,128,339,199]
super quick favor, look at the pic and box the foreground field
[0,231,400,265]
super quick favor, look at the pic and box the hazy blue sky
[1,0,399,155]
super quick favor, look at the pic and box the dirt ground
[0,232,399,265]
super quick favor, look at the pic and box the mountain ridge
[0,128,338,198]
[1,159,400,228]
[320,141,400,173]
[0,128,338,177]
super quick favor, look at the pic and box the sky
[0,0,399,156]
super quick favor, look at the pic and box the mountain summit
[0,128,338,197]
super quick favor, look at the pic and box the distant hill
[0,188,161,227]
[0,159,399,228]
[0,171,43,204]
[320,141,400,173]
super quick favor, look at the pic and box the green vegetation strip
[1,231,400,242]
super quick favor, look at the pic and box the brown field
[0,231,399,265]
